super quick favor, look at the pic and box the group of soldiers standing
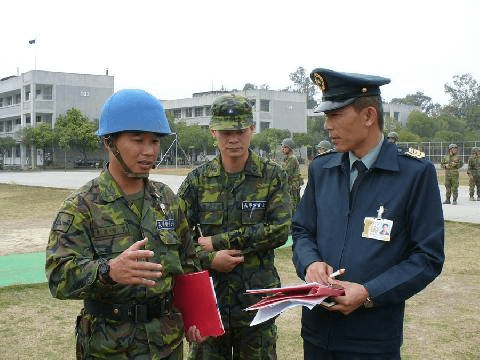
[441,143,480,204]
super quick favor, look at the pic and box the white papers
[245,283,344,326]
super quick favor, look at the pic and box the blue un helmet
[97,89,171,178]
[97,89,171,136]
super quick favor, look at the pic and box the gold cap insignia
[361,87,368,93]
[313,73,327,91]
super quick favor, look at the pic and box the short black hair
[351,95,384,131]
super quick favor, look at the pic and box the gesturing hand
[108,238,163,287]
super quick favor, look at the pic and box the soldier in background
[178,94,291,360]
[441,143,463,204]
[316,140,332,155]
[386,131,399,144]
[281,137,304,212]
[467,146,480,201]
[46,89,204,359]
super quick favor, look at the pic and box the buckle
[130,304,148,323]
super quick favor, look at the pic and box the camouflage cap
[316,140,332,150]
[210,95,254,130]
[449,143,458,149]
[387,131,399,140]
[281,138,295,149]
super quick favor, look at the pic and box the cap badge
[313,73,327,91]
[361,87,368,93]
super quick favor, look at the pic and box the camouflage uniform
[467,149,480,200]
[281,152,303,211]
[441,151,463,203]
[46,170,199,359]
[178,151,291,360]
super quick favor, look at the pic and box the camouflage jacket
[46,170,199,357]
[441,153,462,174]
[177,151,291,328]
[467,154,480,176]
[282,152,303,191]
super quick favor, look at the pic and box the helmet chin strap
[106,137,150,179]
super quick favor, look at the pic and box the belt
[84,293,173,323]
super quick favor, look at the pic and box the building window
[0,98,3,107]
[15,145,21,157]
[260,100,270,112]
[36,115,42,123]
[25,115,31,124]
[24,85,31,100]
[394,112,400,120]
[205,106,211,116]
[173,109,182,119]
[15,94,21,104]
[0,122,3,132]
[249,99,256,109]
[195,107,203,117]
[185,108,193,118]
[16,118,21,125]
[260,122,270,132]
[36,88,42,99]
[6,96,13,106]
[5,120,12,132]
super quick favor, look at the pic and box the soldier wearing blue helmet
[292,69,444,359]
[46,89,205,359]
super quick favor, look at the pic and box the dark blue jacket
[292,140,444,353]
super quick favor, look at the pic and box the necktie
[350,160,367,204]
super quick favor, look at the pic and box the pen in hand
[196,224,204,237]
[330,268,346,278]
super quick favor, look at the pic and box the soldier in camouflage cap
[281,138,304,212]
[467,146,480,200]
[316,139,332,155]
[178,94,291,359]
[387,131,399,144]
[46,89,204,359]
[441,143,463,204]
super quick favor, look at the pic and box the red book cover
[173,270,225,337]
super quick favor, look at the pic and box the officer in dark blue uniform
[292,68,445,360]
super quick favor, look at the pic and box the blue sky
[2,0,478,106]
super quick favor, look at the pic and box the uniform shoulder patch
[52,211,74,233]
[403,147,426,159]
[313,149,336,159]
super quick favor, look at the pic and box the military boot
[443,198,451,204]
[452,198,457,205]
[470,196,475,201]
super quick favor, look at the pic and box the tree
[391,91,438,115]
[406,110,440,140]
[289,66,317,109]
[54,108,100,159]
[444,74,480,117]
[251,128,290,158]
[19,123,55,167]
[243,83,257,91]
[173,121,215,158]
[0,137,16,164]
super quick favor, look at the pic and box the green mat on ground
[0,251,46,287]
[0,236,292,287]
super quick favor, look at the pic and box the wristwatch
[98,258,117,285]
[363,296,374,308]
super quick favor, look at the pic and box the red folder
[173,270,225,337]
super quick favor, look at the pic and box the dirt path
[0,219,51,256]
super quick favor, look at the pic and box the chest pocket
[199,202,224,225]
[241,201,266,224]
[92,223,130,256]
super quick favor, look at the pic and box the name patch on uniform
[52,211,74,233]
[242,201,267,211]
[156,219,175,230]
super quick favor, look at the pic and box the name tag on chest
[156,219,175,230]
[242,201,266,211]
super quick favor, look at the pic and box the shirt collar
[349,135,384,170]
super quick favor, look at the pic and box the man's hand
[198,236,214,252]
[328,281,369,315]
[211,250,244,272]
[185,325,209,343]
[305,261,333,284]
[108,238,163,287]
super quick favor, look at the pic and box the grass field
[0,182,479,359]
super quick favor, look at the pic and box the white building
[0,70,114,168]
[162,89,307,133]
